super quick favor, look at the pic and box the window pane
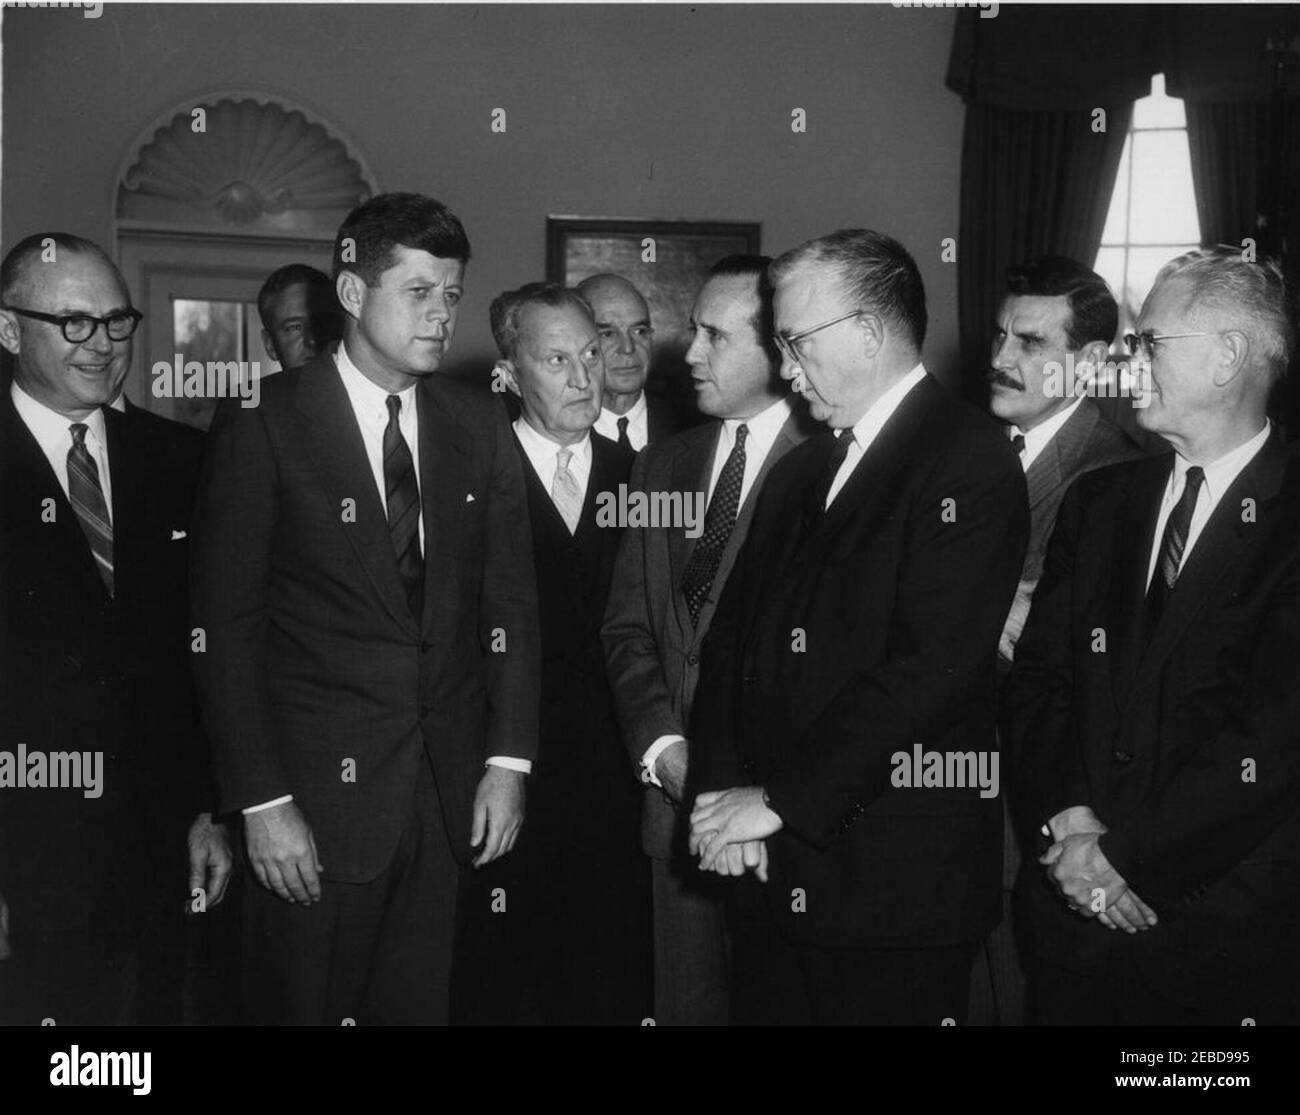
[1131,72,1186,130]
[1128,131,1200,244]
[1099,135,1132,245]
[1094,247,1127,304]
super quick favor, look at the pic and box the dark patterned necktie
[680,423,748,626]
[384,395,423,617]
[67,423,114,596]
[1011,432,1026,457]
[616,415,632,452]
[1145,464,1204,630]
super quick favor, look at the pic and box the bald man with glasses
[0,232,231,1025]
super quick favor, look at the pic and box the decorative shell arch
[116,95,376,236]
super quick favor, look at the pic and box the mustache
[987,370,1024,391]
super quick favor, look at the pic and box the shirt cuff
[640,735,686,788]
[486,756,532,774]
[243,794,293,815]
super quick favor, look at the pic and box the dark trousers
[1033,961,1299,1026]
[242,756,459,1025]
[730,896,978,1025]
[453,811,652,1026]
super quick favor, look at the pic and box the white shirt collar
[606,390,646,426]
[1168,420,1272,508]
[720,395,791,449]
[1011,394,1086,472]
[842,363,928,452]
[513,413,593,483]
[11,379,108,450]
[335,341,418,424]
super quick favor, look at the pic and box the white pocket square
[465,493,476,503]
[170,529,187,540]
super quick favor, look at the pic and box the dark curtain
[956,103,1132,393]
[1184,100,1271,249]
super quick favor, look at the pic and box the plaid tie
[67,422,114,596]
[551,446,584,534]
[1145,464,1204,630]
[680,423,748,625]
[384,395,423,617]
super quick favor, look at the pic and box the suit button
[687,654,699,666]
[1112,750,1134,764]
[742,759,756,776]
[743,674,758,685]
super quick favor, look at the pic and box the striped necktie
[384,394,423,617]
[551,446,584,534]
[1145,464,1204,631]
[67,422,114,596]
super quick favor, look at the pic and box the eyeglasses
[1123,330,1214,359]
[3,306,143,344]
[775,309,864,365]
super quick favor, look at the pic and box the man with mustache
[0,233,231,1024]
[1008,246,1300,1024]
[580,273,681,451]
[454,282,649,1024]
[987,256,1146,673]
[192,194,540,1024]
[973,257,1146,1025]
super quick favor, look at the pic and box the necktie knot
[735,422,750,449]
[386,394,402,422]
[617,417,629,436]
[70,422,89,448]
[1010,431,1026,455]
[556,446,573,472]
[1183,465,1205,496]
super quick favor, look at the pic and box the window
[1095,73,1201,333]
[171,299,274,429]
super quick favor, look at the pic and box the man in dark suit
[603,255,811,1025]
[191,194,540,1025]
[688,230,1028,1025]
[454,282,649,1025]
[580,273,681,449]
[0,233,231,1025]
[1008,246,1300,1025]
[972,256,1147,1025]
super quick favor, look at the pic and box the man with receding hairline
[0,232,231,1025]
[1009,246,1300,1024]
[579,272,680,450]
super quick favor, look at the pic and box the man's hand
[187,812,234,911]
[1046,804,1107,843]
[654,739,689,804]
[245,800,323,905]
[1039,832,1157,932]
[689,786,783,872]
[0,887,10,960]
[701,839,769,882]
[471,766,525,868]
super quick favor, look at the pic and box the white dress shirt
[594,390,648,450]
[639,397,794,785]
[1145,421,1272,590]
[1010,395,1085,473]
[246,347,528,816]
[824,363,928,508]
[11,381,114,520]
[513,415,593,504]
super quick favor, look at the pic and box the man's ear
[495,359,521,398]
[336,270,365,322]
[1076,339,1110,390]
[855,311,885,359]
[0,309,22,356]
[1213,330,1249,388]
[261,328,280,365]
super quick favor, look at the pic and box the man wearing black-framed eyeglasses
[0,232,231,1025]
[1008,246,1300,1024]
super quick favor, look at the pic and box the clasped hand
[688,785,783,881]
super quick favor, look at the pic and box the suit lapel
[1126,430,1290,711]
[102,406,141,600]
[416,377,473,636]
[1025,402,1101,511]
[294,358,417,635]
[1106,455,1169,712]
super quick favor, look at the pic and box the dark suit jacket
[646,393,682,445]
[515,429,638,845]
[602,404,812,856]
[190,354,540,881]
[1007,430,1300,1009]
[692,374,1029,949]
[999,400,1146,671]
[0,391,208,1017]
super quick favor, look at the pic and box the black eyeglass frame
[2,305,143,343]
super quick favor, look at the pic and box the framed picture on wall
[546,216,761,418]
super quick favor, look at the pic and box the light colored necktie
[67,422,115,596]
[551,446,583,534]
